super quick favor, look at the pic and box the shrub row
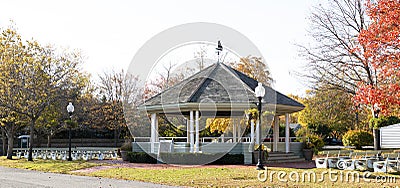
[126,152,244,165]
[127,152,157,163]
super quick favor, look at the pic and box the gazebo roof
[141,63,304,115]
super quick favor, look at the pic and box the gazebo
[135,62,304,164]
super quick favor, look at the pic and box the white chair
[16,151,22,159]
[315,152,329,168]
[33,151,38,159]
[61,152,67,161]
[51,152,57,160]
[46,151,52,160]
[354,159,369,171]
[71,152,76,160]
[23,151,29,159]
[373,153,400,173]
[82,152,89,161]
[98,152,104,160]
[338,152,359,170]
[111,151,118,160]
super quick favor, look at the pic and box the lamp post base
[256,159,265,170]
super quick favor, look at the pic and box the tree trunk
[6,134,13,160]
[1,128,6,156]
[47,135,51,148]
[372,111,380,150]
[114,126,118,148]
[28,119,35,161]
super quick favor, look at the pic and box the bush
[120,142,132,151]
[125,152,244,165]
[161,153,245,165]
[342,130,373,149]
[296,126,325,154]
[210,154,244,165]
[369,116,400,129]
[304,134,325,154]
[127,152,157,163]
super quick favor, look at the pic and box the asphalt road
[0,166,178,188]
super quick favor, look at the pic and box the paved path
[0,166,178,188]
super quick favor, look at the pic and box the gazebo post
[250,120,255,144]
[186,118,190,143]
[273,116,279,152]
[150,113,157,153]
[236,118,242,142]
[190,111,194,153]
[195,111,200,152]
[285,113,290,153]
[233,118,237,143]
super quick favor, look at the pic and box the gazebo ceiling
[140,63,304,115]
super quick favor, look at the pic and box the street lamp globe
[255,82,265,98]
[67,102,74,116]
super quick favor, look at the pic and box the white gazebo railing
[132,136,297,143]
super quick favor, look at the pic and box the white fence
[13,147,118,160]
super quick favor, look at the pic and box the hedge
[342,130,373,149]
[127,152,157,163]
[126,152,244,165]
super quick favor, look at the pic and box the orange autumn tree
[354,0,400,117]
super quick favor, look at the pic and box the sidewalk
[0,166,178,188]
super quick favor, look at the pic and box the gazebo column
[195,111,200,152]
[250,120,255,144]
[273,116,279,152]
[233,118,237,142]
[150,113,157,153]
[186,118,190,143]
[285,113,290,153]
[190,111,194,153]
[237,118,241,142]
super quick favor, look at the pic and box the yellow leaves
[206,118,230,132]
[230,56,273,86]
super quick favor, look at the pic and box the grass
[1,156,399,187]
[86,166,400,187]
[0,156,104,174]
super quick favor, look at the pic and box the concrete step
[267,155,302,160]
[268,152,295,157]
[266,158,306,163]
[265,152,305,163]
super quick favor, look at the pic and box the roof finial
[216,40,223,63]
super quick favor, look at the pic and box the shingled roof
[142,63,304,115]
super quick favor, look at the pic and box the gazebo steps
[266,152,305,163]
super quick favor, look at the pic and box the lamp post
[255,82,265,170]
[66,102,74,161]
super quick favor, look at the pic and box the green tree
[0,25,88,161]
[298,86,366,138]
[35,102,65,148]
[0,108,26,159]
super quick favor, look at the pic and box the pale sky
[0,0,318,96]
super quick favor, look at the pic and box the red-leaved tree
[354,0,400,117]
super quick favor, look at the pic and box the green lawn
[0,156,104,173]
[1,156,399,187]
[86,166,400,187]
